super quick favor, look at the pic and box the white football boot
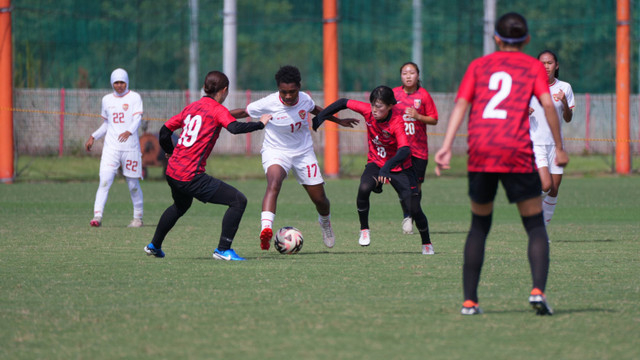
[358,229,370,246]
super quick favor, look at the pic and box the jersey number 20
[482,71,512,119]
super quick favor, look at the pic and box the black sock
[400,198,410,218]
[414,214,431,245]
[463,212,492,303]
[217,236,233,252]
[357,207,369,230]
[522,212,549,292]
[151,204,183,248]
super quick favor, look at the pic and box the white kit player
[529,50,575,225]
[230,65,358,250]
[85,68,144,228]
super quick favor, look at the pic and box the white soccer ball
[274,227,304,254]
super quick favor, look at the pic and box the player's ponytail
[204,71,230,96]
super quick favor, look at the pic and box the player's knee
[232,192,248,210]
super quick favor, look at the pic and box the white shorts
[100,148,143,179]
[533,144,563,175]
[261,147,324,186]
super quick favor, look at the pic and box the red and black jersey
[456,51,550,173]
[164,97,236,181]
[347,99,411,172]
[393,86,438,160]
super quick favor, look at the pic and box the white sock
[319,213,331,224]
[127,177,144,219]
[261,211,275,230]
[542,195,557,224]
[541,189,550,197]
[93,170,115,218]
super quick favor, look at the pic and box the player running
[144,71,270,261]
[393,62,439,235]
[528,50,575,226]
[435,13,568,315]
[314,86,434,255]
[230,65,358,251]
[85,68,144,228]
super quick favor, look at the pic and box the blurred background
[8,0,640,174]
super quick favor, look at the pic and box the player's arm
[556,89,573,123]
[229,108,249,119]
[434,98,469,176]
[379,146,410,182]
[404,107,438,125]
[119,111,142,143]
[312,98,349,131]
[226,114,271,134]
[86,119,108,151]
[539,93,569,167]
[159,125,175,156]
[311,105,359,129]
[159,113,183,156]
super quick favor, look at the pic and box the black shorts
[468,172,541,204]
[362,162,419,198]
[167,173,223,204]
[411,156,428,184]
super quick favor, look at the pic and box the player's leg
[91,151,119,226]
[506,173,553,315]
[122,151,144,227]
[461,172,498,314]
[534,144,553,197]
[400,157,427,235]
[390,170,432,254]
[146,177,193,258]
[294,151,334,248]
[201,179,248,261]
[356,163,379,246]
[542,147,564,225]
[259,149,291,250]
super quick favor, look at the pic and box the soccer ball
[274,227,304,254]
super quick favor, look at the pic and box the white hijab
[110,68,129,96]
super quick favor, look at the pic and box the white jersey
[529,78,575,145]
[246,91,315,155]
[93,90,143,152]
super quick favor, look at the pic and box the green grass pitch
[1,175,639,359]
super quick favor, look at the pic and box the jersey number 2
[482,71,512,119]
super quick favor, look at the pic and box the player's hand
[118,131,132,142]
[405,107,418,119]
[259,114,272,126]
[434,147,452,176]
[371,176,384,193]
[555,147,569,167]
[336,117,359,128]
[376,175,390,186]
[553,89,566,103]
[85,136,94,151]
[529,107,534,115]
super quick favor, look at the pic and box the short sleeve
[164,112,184,132]
[456,61,477,102]
[565,84,575,110]
[246,96,272,118]
[346,99,370,117]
